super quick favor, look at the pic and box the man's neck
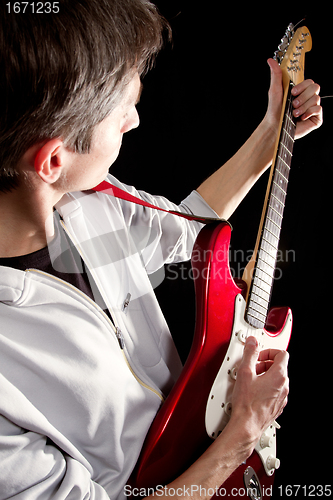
[0,188,57,258]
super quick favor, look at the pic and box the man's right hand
[230,335,289,449]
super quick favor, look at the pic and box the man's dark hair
[0,0,169,193]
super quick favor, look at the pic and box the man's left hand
[265,58,322,140]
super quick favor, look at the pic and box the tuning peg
[273,23,295,63]
[287,65,301,72]
[273,50,283,63]
[278,36,289,52]
[286,23,294,36]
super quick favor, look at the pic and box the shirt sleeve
[0,415,110,499]
[105,175,219,275]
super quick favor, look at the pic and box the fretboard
[245,83,296,329]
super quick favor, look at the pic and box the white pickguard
[205,293,292,476]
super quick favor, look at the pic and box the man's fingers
[240,338,289,384]
[291,79,320,98]
[291,79,323,138]
[237,336,260,377]
[256,359,274,375]
[293,93,321,119]
[258,348,289,363]
[253,347,289,376]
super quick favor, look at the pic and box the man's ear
[34,138,65,184]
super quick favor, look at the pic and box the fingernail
[293,99,300,106]
[246,336,257,347]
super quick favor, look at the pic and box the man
[0,1,322,498]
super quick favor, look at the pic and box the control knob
[260,432,273,449]
[266,455,280,471]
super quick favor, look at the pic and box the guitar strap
[93,180,223,225]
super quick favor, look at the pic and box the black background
[111,3,332,497]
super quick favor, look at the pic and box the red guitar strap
[93,180,222,224]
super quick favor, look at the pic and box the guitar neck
[244,83,296,329]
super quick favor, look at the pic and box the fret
[262,233,278,253]
[271,193,286,214]
[265,218,280,238]
[246,309,266,329]
[274,171,288,193]
[264,218,280,235]
[270,190,285,209]
[253,268,273,289]
[282,123,294,144]
[276,167,289,183]
[285,113,296,138]
[265,215,281,234]
[256,260,274,283]
[249,292,269,309]
[252,282,270,303]
[260,239,278,261]
[272,185,287,207]
[262,227,279,248]
[247,305,266,322]
[282,126,294,143]
[268,201,283,221]
[278,155,289,169]
[250,293,269,314]
[285,110,296,128]
[270,197,285,214]
[253,275,271,296]
[276,157,291,178]
[248,296,269,317]
[272,179,287,196]
[277,147,292,166]
[261,237,278,256]
[282,137,294,155]
[257,259,275,282]
[278,153,292,171]
[258,249,276,271]
[276,163,290,179]
[280,141,293,162]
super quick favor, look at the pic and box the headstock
[273,24,312,87]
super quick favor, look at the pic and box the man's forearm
[145,416,256,500]
[196,120,276,220]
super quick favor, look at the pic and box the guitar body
[130,222,292,499]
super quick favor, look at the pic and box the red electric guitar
[129,25,312,500]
